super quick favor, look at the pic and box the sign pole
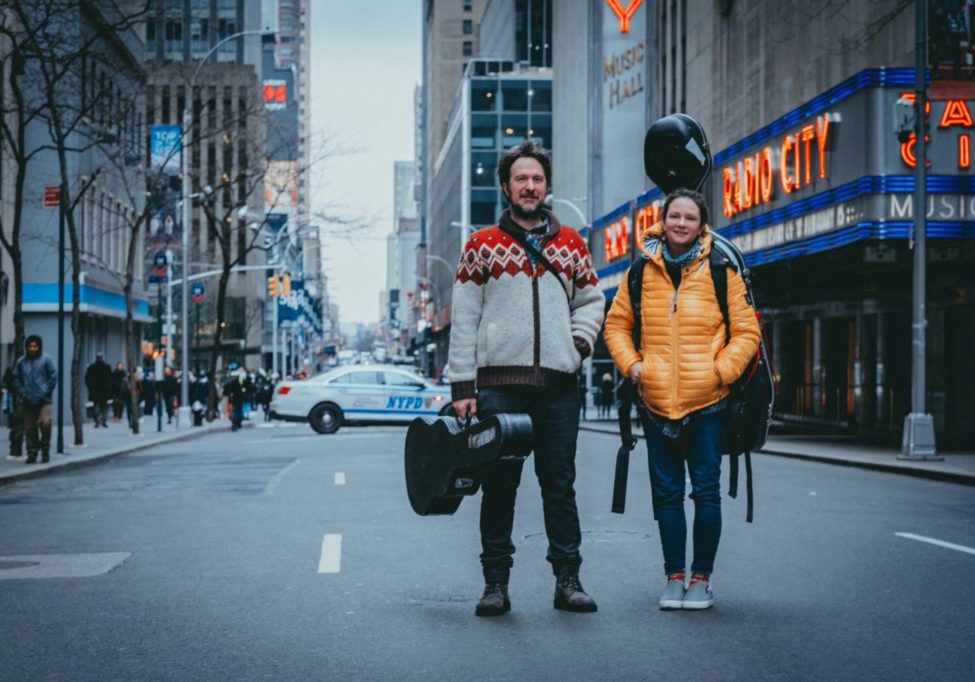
[272,284,279,376]
[901,0,939,460]
[56,184,65,455]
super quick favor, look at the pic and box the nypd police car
[269,364,453,434]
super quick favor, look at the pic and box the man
[448,140,605,616]
[3,365,24,460]
[161,366,179,424]
[11,335,57,463]
[84,353,114,428]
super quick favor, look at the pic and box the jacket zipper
[532,267,541,370]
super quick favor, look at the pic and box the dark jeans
[639,408,725,576]
[476,386,583,584]
[93,400,109,426]
[8,399,23,455]
[23,403,52,456]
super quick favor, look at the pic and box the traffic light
[280,274,291,296]
[268,275,280,297]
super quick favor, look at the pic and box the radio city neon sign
[721,114,832,219]
[605,0,644,33]
[899,93,973,169]
[603,201,663,262]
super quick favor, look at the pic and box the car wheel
[309,403,343,434]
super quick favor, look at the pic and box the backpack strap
[708,248,731,346]
[708,242,756,523]
[611,256,648,515]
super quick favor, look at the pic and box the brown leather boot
[554,571,597,612]
[475,582,510,617]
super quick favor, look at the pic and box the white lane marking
[0,552,131,580]
[334,472,346,486]
[264,459,301,495]
[318,534,342,573]
[895,533,975,556]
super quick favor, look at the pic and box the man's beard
[510,197,544,222]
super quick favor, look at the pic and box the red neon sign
[605,0,644,33]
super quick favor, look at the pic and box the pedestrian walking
[603,189,760,611]
[3,365,24,459]
[111,362,126,422]
[161,366,178,424]
[84,352,114,427]
[10,335,57,464]
[222,364,252,431]
[599,372,614,419]
[448,141,605,617]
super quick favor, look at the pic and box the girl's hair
[661,188,709,226]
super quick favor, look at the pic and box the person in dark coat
[161,366,179,424]
[111,362,127,421]
[599,372,614,419]
[11,335,57,463]
[3,365,24,459]
[85,353,114,427]
[222,366,252,431]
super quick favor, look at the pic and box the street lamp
[178,29,270,428]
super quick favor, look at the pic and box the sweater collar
[499,208,561,238]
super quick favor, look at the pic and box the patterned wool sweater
[448,209,605,401]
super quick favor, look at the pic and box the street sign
[43,185,60,208]
[191,281,205,304]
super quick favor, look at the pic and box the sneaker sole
[658,599,684,610]
[681,600,714,610]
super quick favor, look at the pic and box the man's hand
[452,398,477,419]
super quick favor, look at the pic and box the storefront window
[527,113,551,149]
[501,113,529,147]
[471,189,499,225]
[501,80,529,111]
[471,80,497,111]
[471,113,498,149]
[528,81,552,112]
[471,152,496,187]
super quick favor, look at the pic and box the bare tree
[1,0,148,444]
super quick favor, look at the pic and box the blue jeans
[476,387,583,583]
[639,408,725,576]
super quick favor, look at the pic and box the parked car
[269,364,453,434]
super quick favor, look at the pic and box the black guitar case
[404,414,534,516]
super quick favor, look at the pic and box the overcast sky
[309,1,422,327]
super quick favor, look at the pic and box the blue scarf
[661,238,701,266]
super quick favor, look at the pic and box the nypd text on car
[269,364,452,434]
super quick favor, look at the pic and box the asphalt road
[1,422,973,680]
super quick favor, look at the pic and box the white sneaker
[658,573,686,610]
[682,577,714,610]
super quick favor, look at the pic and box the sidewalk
[0,414,237,486]
[579,412,975,486]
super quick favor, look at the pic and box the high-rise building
[414,0,553,377]
[144,0,268,371]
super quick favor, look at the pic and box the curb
[579,424,975,487]
[0,422,240,487]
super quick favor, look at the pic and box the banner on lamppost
[149,124,181,177]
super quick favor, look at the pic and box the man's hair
[661,188,710,226]
[497,140,552,189]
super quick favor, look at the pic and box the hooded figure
[12,335,57,463]
[12,335,57,408]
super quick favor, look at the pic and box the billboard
[265,160,298,214]
[149,124,181,177]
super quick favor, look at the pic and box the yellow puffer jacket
[603,223,761,420]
